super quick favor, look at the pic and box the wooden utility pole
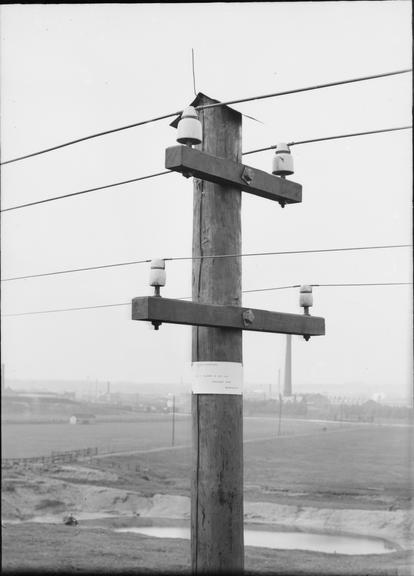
[192,95,243,573]
[1,364,5,394]
[132,91,325,574]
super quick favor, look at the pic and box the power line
[313,281,413,288]
[1,302,131,317]
[243,281,413,293]
[0,114,181,166]
[2,244,410,283]
[1,68,410,166]
[2,281,412,317]
[243,126,412,156]
[1,259,151,282]
[196,68,412,111]
[0,171,171,213]
[2,122,410,213]
[166,243,412,262]
[289,126,412,147]
[243,285,298,294]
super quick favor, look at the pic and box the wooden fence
[1,446,98,468]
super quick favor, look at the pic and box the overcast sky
[1,3,412,399]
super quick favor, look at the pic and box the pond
[115,526,397,555]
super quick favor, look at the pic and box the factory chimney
[283,335,292,396]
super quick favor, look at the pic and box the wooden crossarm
[165,145,302,205]
[131,296,325,336]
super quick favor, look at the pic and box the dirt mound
[140,494,190,519]
[2,472,148,521]
[2,466,189,523]
[49,465,119,483]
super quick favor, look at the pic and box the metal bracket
[241,166,254,185]
[242,309,255,327]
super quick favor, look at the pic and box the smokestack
[1,364,4,395]
[107,382,110,396]
[284,335,292,396]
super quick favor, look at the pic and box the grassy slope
[1,414,329,459]
[87,425,412,509]
[244,426,413,508]
[1,415,192,459]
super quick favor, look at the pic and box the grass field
[3,416,412,510]
[2,418,413,574]
[3,415,412,509]
[2,414,338,458]
[90,423,412,511]
[1,414,192,458]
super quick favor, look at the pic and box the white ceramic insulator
[300,292,313,308]
[300,285,313,308]
[177,106,202,145]
[272,144,294,176]
[149,258,166,287]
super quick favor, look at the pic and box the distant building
[69,413,96,425]
[302,393,330,406]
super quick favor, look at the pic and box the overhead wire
[1,259,151,282]
[1,244,411,282]
[2,121,411,213]
[0,171,172,213]
[312,281,413,288]
[243,125,412,156]
[0,112,181,166]
[2,281,412,317]
[1,68,410,166]
[244,281,413,293]
[1,302,131,317]
[164,243,412,263]
[289,125,412,148]
[196,68,412,112]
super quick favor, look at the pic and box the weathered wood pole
[191,95,244,573]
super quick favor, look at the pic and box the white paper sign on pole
[192,362,243,395]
